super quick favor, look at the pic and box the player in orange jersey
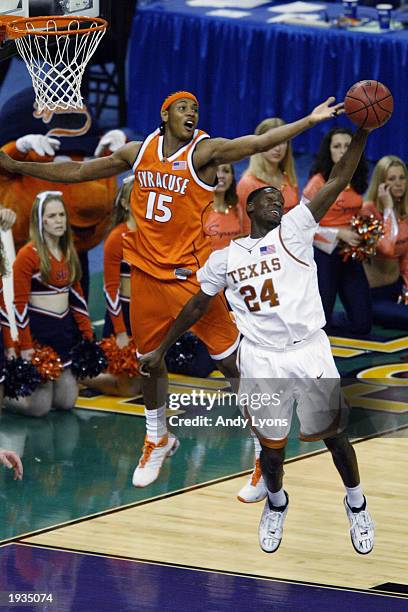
[0,91,343,486]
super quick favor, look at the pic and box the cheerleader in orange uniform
[84,176,142,396]
[0,207,17,410]
[203,164,244,251]
[0,277,7,402]
[3,191,94,417]
[303,128,370,335]
[362,156,408,330]
[237,118,298,234]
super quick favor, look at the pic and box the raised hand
[16,134,61,157]
[0,208,17,231]
[378,183,393,209]
[310,96,344,125]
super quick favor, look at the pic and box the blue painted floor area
[0,544,405,612]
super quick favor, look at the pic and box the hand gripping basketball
[344,80,393,129]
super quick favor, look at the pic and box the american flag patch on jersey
[260,244,276,255]
[172,161,187,170]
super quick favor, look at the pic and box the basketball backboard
[0,1,29,17]
[1,1,106,18]
[0,0,110,63]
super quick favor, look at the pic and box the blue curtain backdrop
[127,3,408,161]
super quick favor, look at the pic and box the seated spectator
[204,164,245,251]
[362,156,408,330]
[303,128,371,335]
[84,176,142,396]
[237,117,298,233]
[4,191,94,417]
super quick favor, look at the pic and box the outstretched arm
[194,97,343,167]
[139,290,214,374]
[0,141,141,183]
[307,128,370,222]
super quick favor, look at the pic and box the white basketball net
[14,19,106,112]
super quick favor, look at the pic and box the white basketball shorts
[237,330,349,447]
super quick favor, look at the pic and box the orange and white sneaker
[132,433,179,487]
[237,459,268,503]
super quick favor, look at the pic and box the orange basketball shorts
[130,266,240,358]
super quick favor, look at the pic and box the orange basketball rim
[0,14,108,112]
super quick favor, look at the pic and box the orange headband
[161,91,199,113]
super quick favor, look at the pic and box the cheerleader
[362,156,408,329]
[0,207,17,411]
[3,191,94,417]
[203,164,244,251]
[303,128,371,335]
[84,176,141,396]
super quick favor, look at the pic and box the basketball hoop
[4,16,107,112]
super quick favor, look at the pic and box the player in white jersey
[139,127,376,555]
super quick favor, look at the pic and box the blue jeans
[314,247,372,335]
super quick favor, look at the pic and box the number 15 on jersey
[145,192,173,223]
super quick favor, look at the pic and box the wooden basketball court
[1,328,407,610]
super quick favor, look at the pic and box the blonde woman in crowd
[237,117,298,233]
[362,156,408,329]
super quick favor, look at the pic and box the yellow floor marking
[329,335,408,353]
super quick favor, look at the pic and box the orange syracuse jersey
[123,129,214,280]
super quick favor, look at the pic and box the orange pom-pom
[32,344,63,382]
[99,336,139,377]
[120,339,139,377]
[340,214,384,262]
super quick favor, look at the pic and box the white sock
[250,430,262,459]
[346,484,364,509]
[268,487,286,508]
[145,406,167,442]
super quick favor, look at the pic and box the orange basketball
[344,80,393,129]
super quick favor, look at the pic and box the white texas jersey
[197,204,326,349]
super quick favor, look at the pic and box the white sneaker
[258,493,289,553]
[344,497,375,554]
[237,459,268,503]
[132,433,179,487]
